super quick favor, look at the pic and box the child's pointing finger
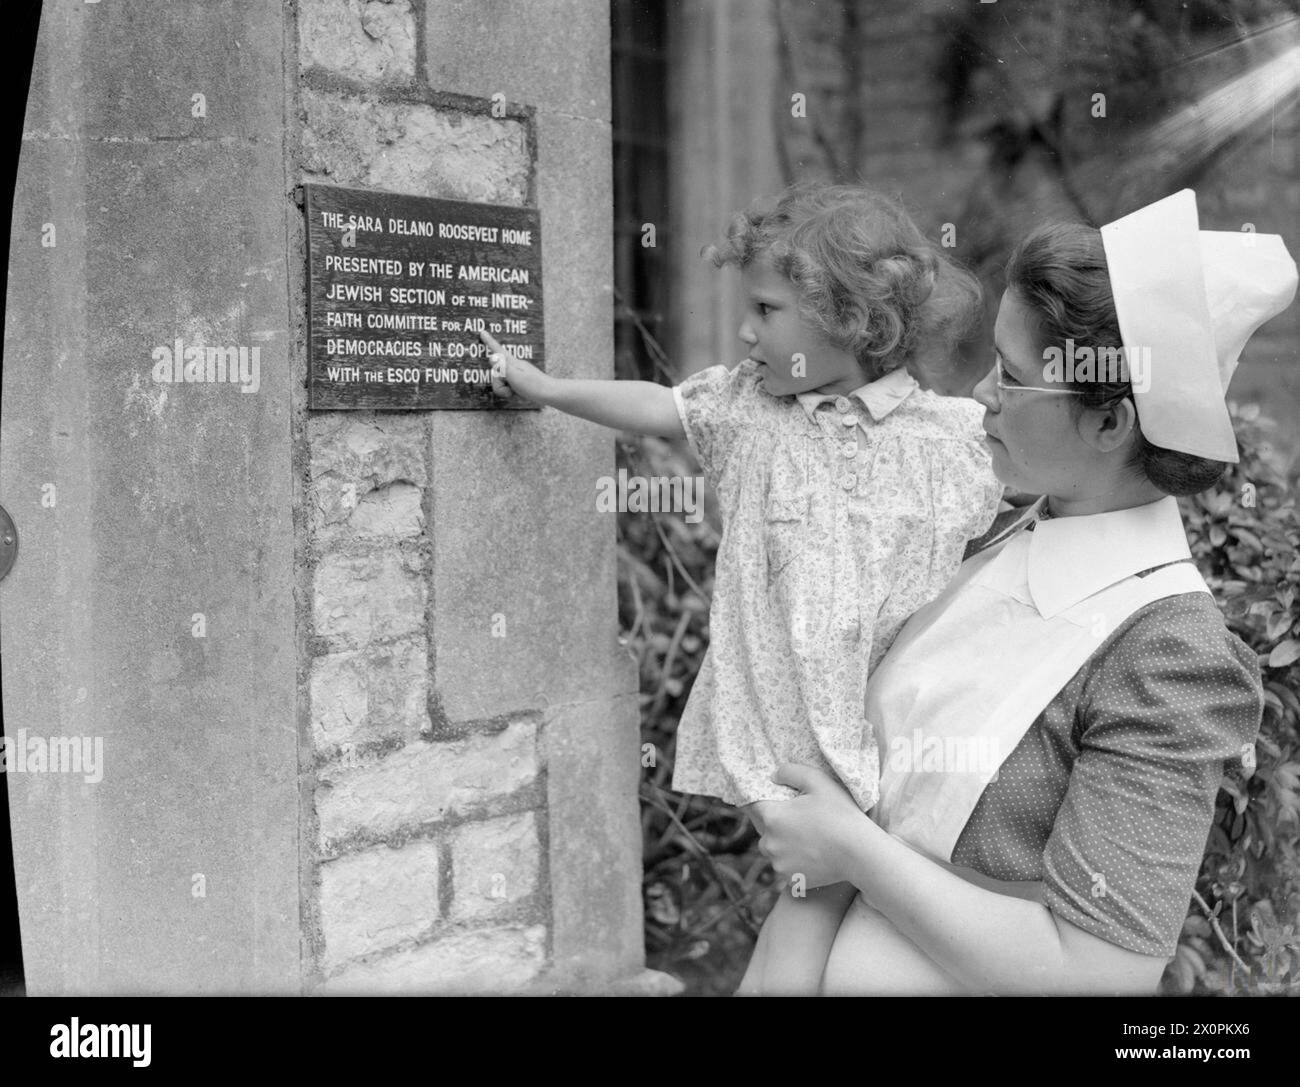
[479,328,508,366]
[478,328,503,363]
[479,330,514,398]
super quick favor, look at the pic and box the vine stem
[641,784,762,937]
[1191,889,1252,977]
[1231,897,1239,988]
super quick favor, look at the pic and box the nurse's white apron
[866,500,1213,862]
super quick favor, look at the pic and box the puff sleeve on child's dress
[671,361,753,483]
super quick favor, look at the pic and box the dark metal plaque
[305,183,543,410]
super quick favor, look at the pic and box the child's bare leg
[736,880,858,995]
[735,906,776,995]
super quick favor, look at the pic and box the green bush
[1165,403,1300,995]
[618,404,1300,996]
[615,434,776,996]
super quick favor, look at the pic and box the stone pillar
[1,0,300,994]
[3,0,668,996]
[296,0,658,995]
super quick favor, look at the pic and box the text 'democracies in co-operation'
[305,183,543,410]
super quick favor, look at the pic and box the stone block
[318,838,441,969]
[299,0,417,83]
[300,88,529,204]
[321,924,546,993]
[543,694,644,981]
[310,637,431,753]
[312,546,426,650]
[448,812,539,920]
[315,719,538,849]
[421,0,609,120]
[24,0,284,140]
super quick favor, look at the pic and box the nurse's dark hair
[1004,221,1228,497]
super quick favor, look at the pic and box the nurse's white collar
[1022,494,1193,619]
[794,365,918,422]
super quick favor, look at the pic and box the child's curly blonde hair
[702,181,981,379]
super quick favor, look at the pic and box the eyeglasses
[994,355,1088,397]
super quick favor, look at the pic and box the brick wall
[290,0,662,995]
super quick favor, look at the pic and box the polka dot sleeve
[1039,595,1263,958]
[671,360,760,482]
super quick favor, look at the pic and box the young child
[481,181,1003,992]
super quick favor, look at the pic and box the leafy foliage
[615,434,778,996]
[1165,403,1300,995]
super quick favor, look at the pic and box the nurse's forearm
[839,817,1139,994]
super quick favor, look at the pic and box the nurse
[741,190,1297,994]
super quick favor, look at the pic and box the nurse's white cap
[1100,189,1297,464]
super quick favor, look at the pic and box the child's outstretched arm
[480,330,685,439]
